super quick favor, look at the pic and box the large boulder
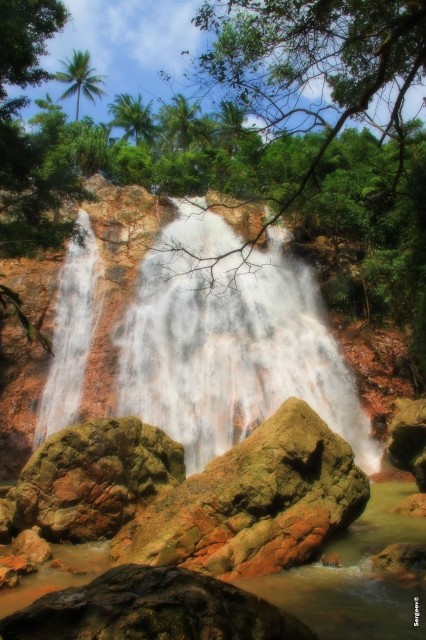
[387,398,426,491]
[111,398,370,580]
[12,417,185,541]
[0,564,317,640]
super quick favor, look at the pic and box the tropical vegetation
[0,1,426,381]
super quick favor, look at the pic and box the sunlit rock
[12,417,185,542]
[11,529,52,565]
[111,398,370,580]
[391,493,426,517]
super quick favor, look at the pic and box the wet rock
[12,418,185,542]
[329,316,415,442]
[112,398,370,580]
[0,498,14,543]
[0,564,317,640]
[206,191,266,242]
[372,543,426,581]
[386,398,426,491]
[11,529,52,564]
[0,176,175,480]
[0,555,38,576]
[320,553,342,567]
[0,566,19,590]
[391,493,426,517]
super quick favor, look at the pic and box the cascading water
[116,198,381,475]
[34,210,103,445]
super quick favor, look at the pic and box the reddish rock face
[0,179,416,480]
[206,191,267,243]
[0,254,63,478]
[329,314,415,442]
[73,176,175,422]
[0,177,175,479]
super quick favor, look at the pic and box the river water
[0,482,423,639]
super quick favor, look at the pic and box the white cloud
[43,0,202,78]
[124,3,201,74]
[43,1,112,73]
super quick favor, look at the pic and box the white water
[116,198,380,475]
[34,210,103,445]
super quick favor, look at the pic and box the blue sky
[17,0,210,123]
[12,0,425,129]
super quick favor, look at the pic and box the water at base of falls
[116,197,381,475]
[34,210,103,445]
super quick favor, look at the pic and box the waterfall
[34,210,103,445]
[116,198,380,475]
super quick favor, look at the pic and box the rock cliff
[0,179,267,478]
[0,178,416,478]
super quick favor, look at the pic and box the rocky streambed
[0,397,425,638]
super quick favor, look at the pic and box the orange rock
[391,493,426,517]
[0,554,38,575]
[330,314,415,443]
[0,566,19,589]
[11,529,53,564]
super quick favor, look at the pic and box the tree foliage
[157,94,202,151]
[1,1,426,376]
[194,1,426,129]
[108,94,156,145]
[0,0,68,117]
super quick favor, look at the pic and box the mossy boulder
[111,398,370,579]
[387,399,426,491]
[0,497,14,543]
[0,564,317,640]
[12,417,185,542]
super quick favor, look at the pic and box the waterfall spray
[34,210,103,445]
[116,198,381,475]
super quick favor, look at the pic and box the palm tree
[215,100,247,153]
[56,50,106,121]
[108,94,156,145]
[157,94,201,151]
